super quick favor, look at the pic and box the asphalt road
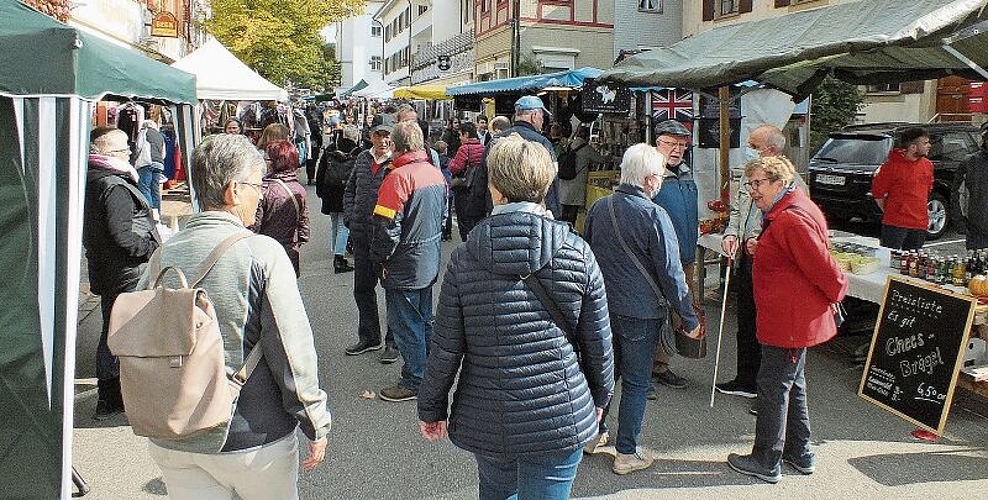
[72,185,988,499]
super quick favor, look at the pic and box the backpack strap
[190,232,252,288]
[272,178,301,216]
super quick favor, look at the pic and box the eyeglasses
[657,138,690,149]
[744,178,774,190]
[105,148,131,155]
[240,181,263,193]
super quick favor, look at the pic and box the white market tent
[171,39,288,102]
[354,79,395,99]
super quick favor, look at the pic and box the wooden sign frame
[858,275,977,435]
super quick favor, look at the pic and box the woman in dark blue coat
[417,134,614,500]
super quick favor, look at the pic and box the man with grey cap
[648,119,700,394]
[343,113,399,363]
[480,96,561,216]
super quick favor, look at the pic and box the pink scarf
[89,153,139,183]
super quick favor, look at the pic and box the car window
[814,136,892,164]
[940,132,975,162]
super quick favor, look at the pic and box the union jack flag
[652,89,694,126]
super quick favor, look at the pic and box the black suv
[808,122,981,239]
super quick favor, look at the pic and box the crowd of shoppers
[86,91,914,497]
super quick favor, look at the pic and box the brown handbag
[108,233,261,441]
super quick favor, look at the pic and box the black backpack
[557,142,587,181]
[322,147,359,188]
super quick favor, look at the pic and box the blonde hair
[744,155,796,184]
[487,133,555,203]
[257,123,290,150]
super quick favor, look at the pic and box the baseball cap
[654,120,690,137]
[370,114,395,134]
[514,96,552,116]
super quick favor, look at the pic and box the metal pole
[710,256,734,408]
[718,86,730,205]
[511,0,520,77]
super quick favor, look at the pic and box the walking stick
[710,255,734,408]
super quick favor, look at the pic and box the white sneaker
[583,431,609,454]
[613,447,654,475]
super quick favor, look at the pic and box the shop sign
[581,78,632,114]
[858,276,976,434]
[437,56,451,72]
[150,12,180,38]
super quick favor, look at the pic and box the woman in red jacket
[727,156,848,484]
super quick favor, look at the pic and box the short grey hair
[396,104,417,122]
[620,143,665,187]
[514,109,540,121]
[753,124,786,152]
[490,116,511,134]
[191,134,265,210]
[391,121,424,153]
[342,124,360,142]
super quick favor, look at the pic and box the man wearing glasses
[649,120,700,394]
[83,127,161,420]
[717,125,806,404]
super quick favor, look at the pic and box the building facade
[473,0,615,81]
[376,0,413,86]
[613,0,682,61]
[410,0,476,86]
[67,0,205,63]
[337,1,386,90]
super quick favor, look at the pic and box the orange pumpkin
[969,275,988,296]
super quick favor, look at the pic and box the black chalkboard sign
[858,276,976,434]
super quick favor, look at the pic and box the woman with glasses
[249,140,310,276]
[417,134,614,500]
[141,134,331,499]
[727,156,847,484]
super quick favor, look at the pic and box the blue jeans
[137,162,163,210]
[386,286,434,391]
[600,314,660,454]
[752,345,812,469]
[474,448,582,500]
[327,212,349,256]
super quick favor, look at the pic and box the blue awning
[447,68,603,96]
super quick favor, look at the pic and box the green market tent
[0,2,197,498]
[600,0,988,99]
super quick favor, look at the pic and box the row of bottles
[890,249,988,286]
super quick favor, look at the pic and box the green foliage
[206,0,363,91]
[810,76,865,152]
[516,53,542,76]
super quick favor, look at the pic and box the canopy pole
[942,44,988,80]
[718,86,730,205]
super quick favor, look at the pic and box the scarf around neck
[89,153,139,183]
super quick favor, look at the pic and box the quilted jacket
[343,149,392,244]
[417,207,614,457]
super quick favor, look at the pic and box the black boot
[94,377,124,420]
[334,255,354,274]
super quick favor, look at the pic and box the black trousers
[735,250,761,387]
[352,242,395,347]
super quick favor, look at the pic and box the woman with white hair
[418,133,614,499]
[140,134,332,499]
[583,143,703,475]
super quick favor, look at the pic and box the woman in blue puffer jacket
[417,133,614,500]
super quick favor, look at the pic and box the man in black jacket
[84,127,160,420]
[953,125,988,249]
[485,96,561,216]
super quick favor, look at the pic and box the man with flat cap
[649,120,701,394]
[343,113,400,364]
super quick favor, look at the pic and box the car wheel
[927,193,949,240]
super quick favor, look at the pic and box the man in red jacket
[871,128,933,250]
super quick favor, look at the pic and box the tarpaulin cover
[0,1,196,103]
[172,39,288,102]
[447,67,603,96]
[394,85,449,100]
[600,0,988,99]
